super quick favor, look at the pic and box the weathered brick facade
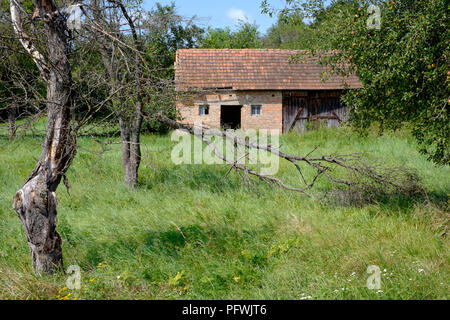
[177,91,283,133]
[175,49,362,133]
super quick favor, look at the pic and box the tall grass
[0,121,448,300]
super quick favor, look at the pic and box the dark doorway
[221,105,242,130]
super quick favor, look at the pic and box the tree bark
[119,113,143,189]
[10,0,76,274]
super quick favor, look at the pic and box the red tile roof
[175,49,362,91]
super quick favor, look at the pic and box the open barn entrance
[282,91,349,133]
[221,105,242,130]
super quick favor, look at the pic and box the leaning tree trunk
[10,0,76,274]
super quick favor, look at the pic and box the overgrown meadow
[0,120,448,300]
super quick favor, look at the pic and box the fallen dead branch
[156,115,423,202]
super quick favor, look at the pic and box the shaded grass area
[0,120,448,300]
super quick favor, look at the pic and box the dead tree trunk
[119,115,143,188]
[10,0,76,274]
[8,105,16,139]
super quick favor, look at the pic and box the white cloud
[226,8,250,24]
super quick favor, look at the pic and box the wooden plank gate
[282,91,350,133]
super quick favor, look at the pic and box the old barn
[175,49,362,133]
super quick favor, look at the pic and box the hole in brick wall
[221,105,242,130]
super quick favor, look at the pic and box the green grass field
[0,120,448,300]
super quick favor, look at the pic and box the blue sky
[142,0,286,34]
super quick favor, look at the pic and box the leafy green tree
[200,27,234,48]
[263,17,316,49]
[145,2,204,79]
[201,22,263,49]
[263,0,449,164]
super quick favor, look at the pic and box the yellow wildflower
[58,287,67,295]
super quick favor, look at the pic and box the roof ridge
[176,48,309,52]
[175,49,362,91]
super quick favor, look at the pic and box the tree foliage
[144,2,204,79]
[263,0,449,165]
[263,19,316,49]
[200,22,263,49]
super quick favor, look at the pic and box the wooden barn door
[283,91,349,133]
[282,92,308,133]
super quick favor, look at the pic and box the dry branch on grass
[156,115,423,202]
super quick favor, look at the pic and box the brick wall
[177,90,283,133]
